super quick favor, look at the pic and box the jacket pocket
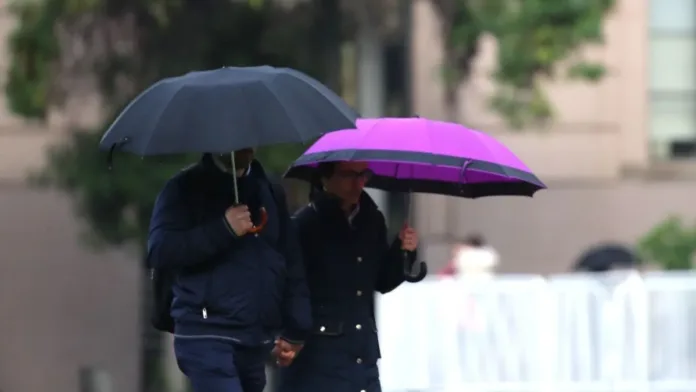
[303,319,347,365]
[258,246,286,328]
[204,251,255,322]
[313,320,344,336]
[174,270,210,307]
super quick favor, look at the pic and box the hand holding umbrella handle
[247,207,268,234]
[403,251,427,283]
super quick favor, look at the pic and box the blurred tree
[6,0,322,391]
[432,0,614,127]
[638,217,696,271]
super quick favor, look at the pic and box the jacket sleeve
[146,177,237,269]
[274,191,312,344]
[278,214,313,345]
[375,215,418,294]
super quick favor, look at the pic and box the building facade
[409,0,696,273]
[0,4,141,392]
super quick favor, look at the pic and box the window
[649,0,696,159]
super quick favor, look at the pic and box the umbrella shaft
[231,152,240,204]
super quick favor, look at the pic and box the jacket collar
[200,153,269,181]
[311,190,379,226]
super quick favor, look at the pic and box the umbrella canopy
[284,117,545,198]
[574,244,642,272]
[99,66,359,156]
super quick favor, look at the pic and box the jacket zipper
[201,271,213,319]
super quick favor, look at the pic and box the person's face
[322,161,371,205]
[216,148,255,170]
[234,148,255,168]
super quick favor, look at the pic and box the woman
[276,161,419,392]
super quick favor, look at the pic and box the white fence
[376,271,696,392]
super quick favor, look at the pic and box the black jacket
[146,155,311,345]
[289,191,415,368]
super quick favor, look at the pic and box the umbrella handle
[403,251,428,283]
[247,208,268,234]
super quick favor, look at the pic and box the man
[277,161,419,392]
[147,149,311,392]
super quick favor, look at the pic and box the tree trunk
[315,0,342,93]
[141,266,166,392]
[356,20,387,215]
[444,85,459,123]
[443,55,460,238]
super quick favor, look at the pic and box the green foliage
[435,0,615,128]
[6,1,322,391]
[256,144,308,175]
[7,0,319,251]
[638,216,696,270]
[6,0,320,119]
[5,0,61,118]
[30,130,194,249]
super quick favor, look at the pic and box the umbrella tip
[106,137,130,171]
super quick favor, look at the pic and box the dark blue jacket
[277,191,416,392]
[146,156,311,345]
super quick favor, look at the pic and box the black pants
[174,336,270,392]
[276,361,381,392]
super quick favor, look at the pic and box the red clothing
[439,261,457,276]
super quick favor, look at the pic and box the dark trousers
[277,362,381,392]
[174,336,270,392]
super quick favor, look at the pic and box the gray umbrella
[100,65,359,203]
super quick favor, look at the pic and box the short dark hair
[309,162,338,200]
[316,162,337,179]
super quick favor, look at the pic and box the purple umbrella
[284,117,545,282]
[285,117,546,198]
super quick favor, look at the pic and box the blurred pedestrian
[147,150,312,392]
[439,234,499,278]
[276,161,419,392]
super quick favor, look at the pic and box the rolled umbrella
[285,117,547,281]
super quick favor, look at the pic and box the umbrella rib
[101,66,363,159]
[425,118,438,169]
[262,80,307,143]
[280,71,347,113]
[239,83,262,150]
[468,130,512,179]
[140,84,188,155]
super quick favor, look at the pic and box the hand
[399,223,418,251]
[224,204,253,236]
[271,339,303,367]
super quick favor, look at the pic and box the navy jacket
[146,156,311,345]
[277,191,416,392]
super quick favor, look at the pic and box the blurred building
[410,0,696,274]
[0,4,140,392]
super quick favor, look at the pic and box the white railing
[376,271,696,392]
